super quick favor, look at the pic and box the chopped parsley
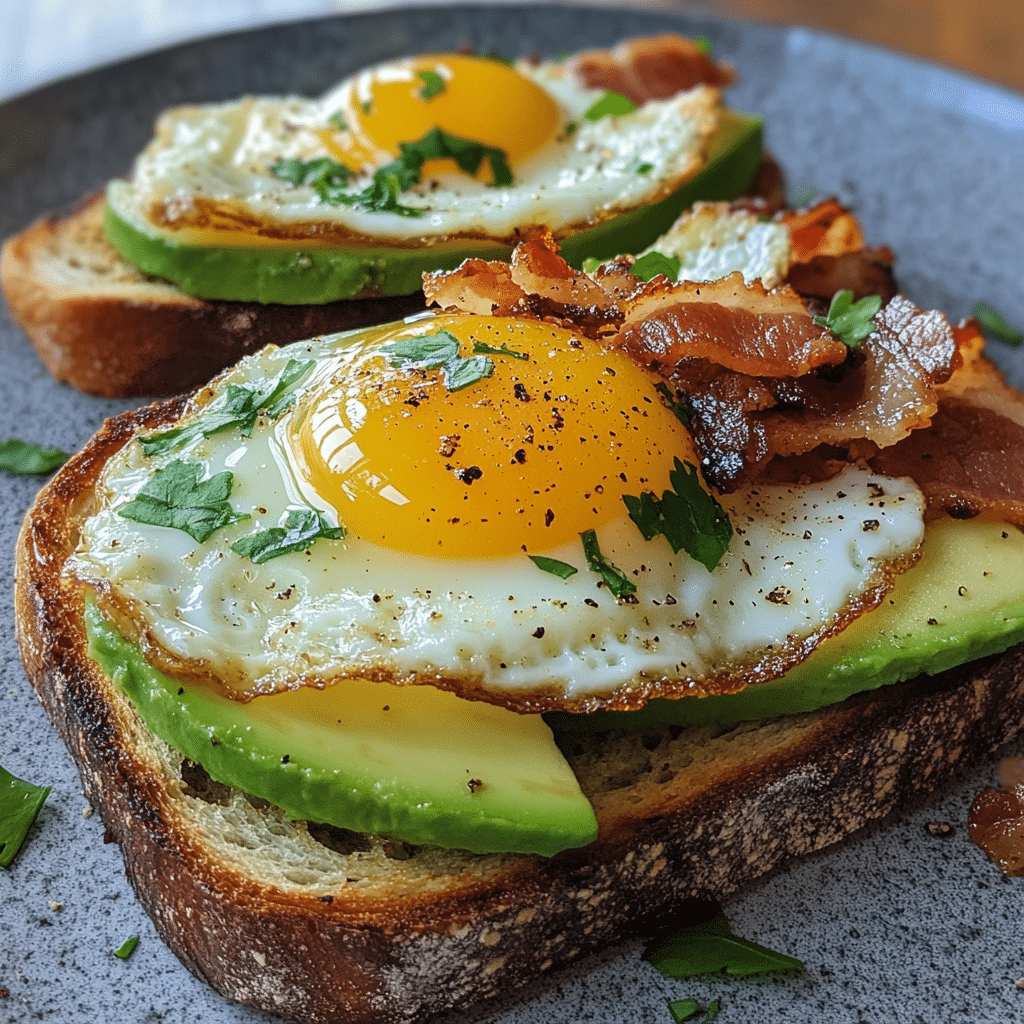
[655,381,691,427]
[972,300,1023,346]
[635,161,654,175]
[274,127,513,216]
[694,35,713,56]
[118,461,247,544]
[0,765,50,869]
[528,554,579,579]
[139,358,314,456]
[327,111,347,131]
[583,90,638,121]
[381,329,494,392]
[631,251,682,283]
[644,908,803,978]
[113,935,140,960]
[417,69,446,100]
[232,508,345,563]
[472,340,529,361]
[0,439,69,475]
[623,459,732,572]
[813,289,882,349]
[270,157,353,203]
[580,529,636,599]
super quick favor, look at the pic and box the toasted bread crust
[16,396,1024,1024]
[0,194,424,397]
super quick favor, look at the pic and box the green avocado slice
[85,600,597,857]
[546,516,1024,735]
[103,111,762,305]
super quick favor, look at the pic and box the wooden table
[698,0,1024,94]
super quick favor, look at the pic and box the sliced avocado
[547,517,1024,734]
[85,601,597,856]
[103,111,762,304]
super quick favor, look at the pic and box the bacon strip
[565,33,735,103]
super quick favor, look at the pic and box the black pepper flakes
[766,587,791,605]
[862,519,880,532]
[544,508,555,527]
[454,465,483,485]
[514,382,530,401]
[467,779,484,793]
[281,754,291,764]
[319,894,335,904]
[532,627,546,638]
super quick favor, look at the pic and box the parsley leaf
[118,461,247,544]
[694,35,713,56]
[232,508,345,563]
[623,459,732,572]
[813,290,882,349]
[583,90,638,121]
[140,358,314,456]
[631,251,682,283]
[271,157,353,203]
[472,340,529,361]
[417,69,446,100]
[528,554,579,579]
[645,909,803,978]
[288,126,514,216]
[972,300,1023,346]
[381,329,495,392]
[0,765,50,869]
[669,1000,702,1023]
[580,529,636,599]
[0,439,69,475]
[654,381,691,427]
[113,935,140,960]
[327,111,347,131]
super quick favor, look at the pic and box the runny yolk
[322,54,560,178]
[288,314,700,559]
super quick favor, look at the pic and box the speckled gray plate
[3,5,1024,1023]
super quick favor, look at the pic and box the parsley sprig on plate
[813,290,882,349]
[0,439,69,475]
[0,765,50,869]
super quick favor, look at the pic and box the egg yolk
[323,54,560,178]
[287,315,700,559]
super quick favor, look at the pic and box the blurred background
[2,0,1023,100]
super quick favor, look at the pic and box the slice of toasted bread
[15,391,1024,1024]
[0,193,424,398]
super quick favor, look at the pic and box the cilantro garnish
[472,340,529,361]
[972,300,1023,346]
[232,508,346,563]
[0,439,69,475]
[527,554,579,579]
[118,461,247,544]
[113,935,139,960]
[694,35,713,56]
[654,381,691,427]
[623,459,732,572]
[631,251,682,283]
[813,290,882,349]
[0,765,50,869]
[327,111,347,131]
[669,999,720,1023]
[381,329,495,392]
[645,909,803,978]
[580,530,636,599]
[583,90,638,121]
[140,358,314,457]
[417,69,446,100]
[635,161,654,175]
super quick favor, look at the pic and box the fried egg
[109,53,720,244]
[69,316,924,711]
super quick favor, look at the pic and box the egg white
[111,62,720,242]
[68,330,925,707]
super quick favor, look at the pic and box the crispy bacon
[779,198,863,263]
[617,273,847,378]
[565,33,735,104]
[786,246,898,304]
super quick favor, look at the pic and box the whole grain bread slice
[15,390,1024,1024]
[0,193,424,397]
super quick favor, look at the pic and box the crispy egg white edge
[66,327,925,703]
[115,61,719,241]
